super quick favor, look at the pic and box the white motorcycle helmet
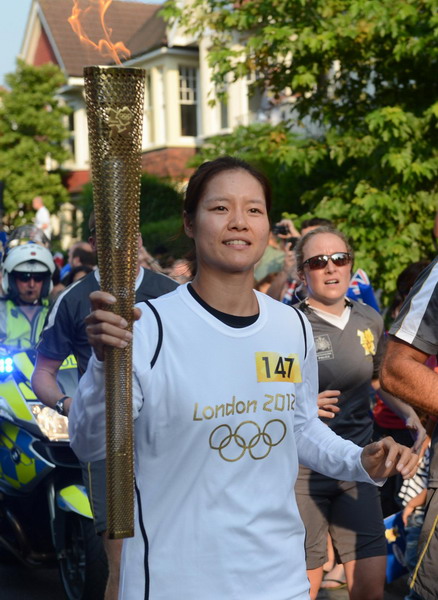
[6,225,50,250]
[2,243,55,300]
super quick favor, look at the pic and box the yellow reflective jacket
[0,298,49,350]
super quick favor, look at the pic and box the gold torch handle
[84,66,145,539]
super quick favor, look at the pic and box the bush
[76,173,188,262]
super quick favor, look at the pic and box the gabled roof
[128,8,168,58]
[37,0,166,77]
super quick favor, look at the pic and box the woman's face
[184,169,270,277]
[300,232,352,308]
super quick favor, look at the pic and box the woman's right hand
[282,242,297,278]
[402,504,415,527]
[276,218,301,239]
[317,390,341,419]
[404,413,427,454]
[85,291,141,361]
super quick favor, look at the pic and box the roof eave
[37,3,68,73]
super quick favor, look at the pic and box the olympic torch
[84,66,145,539]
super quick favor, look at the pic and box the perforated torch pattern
[84,66,145,539]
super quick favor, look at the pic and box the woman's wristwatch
[55,395,70,416]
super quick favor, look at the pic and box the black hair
[184,156,272,218]
[71,247,97,267]
[388,260,430,320]
[62,265,94,287]
[396,260,430,299]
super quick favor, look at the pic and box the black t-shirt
[187,283,259,327]
[37,268,178,375]
[299,300,384,447]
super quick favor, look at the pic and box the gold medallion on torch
[70,1,145,539]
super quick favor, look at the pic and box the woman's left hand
[361,436,419,480]
[405,414,427,453]
[373,384,426,453]
[317,390,341,419]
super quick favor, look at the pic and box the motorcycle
[0,347,108,599]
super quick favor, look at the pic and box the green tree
[78,173,190,261]
[187,122,328,221]
[162,0,438,301]
[0,59,71,230]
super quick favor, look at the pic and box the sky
[0,0,33,86]
[0,1,164,88]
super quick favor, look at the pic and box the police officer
[0,243,55,349]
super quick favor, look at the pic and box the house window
[179,66,198,136]
[217,86,229,130]
[248,88,264,122]
[246,70,266,123]
[220,99,229,130]
[68,112,75,158]
[155,67,166,145]
[143,71,154,145]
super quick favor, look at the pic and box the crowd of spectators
[0,188,435,600]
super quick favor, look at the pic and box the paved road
[2,554,409,600]
[1,556,65,599]
[317,573,409,599]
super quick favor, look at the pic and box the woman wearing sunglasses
[293,226,424,600]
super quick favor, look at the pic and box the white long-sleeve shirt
[69,285,378,600]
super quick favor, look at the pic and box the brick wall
[141,147,196,180]
[63,170,90,194]
[64,148,196,193]
[33,28,58,66]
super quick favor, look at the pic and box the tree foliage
[187,122,328,220]
[163,0,438,302]
[0,60,71,230]
[78,173,189,262]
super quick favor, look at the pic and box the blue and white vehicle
[0,347,107,599]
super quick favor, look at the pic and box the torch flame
[68,0,131,65]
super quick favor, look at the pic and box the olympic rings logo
[209,420,287,462]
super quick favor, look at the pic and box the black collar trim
[187,284,259,328]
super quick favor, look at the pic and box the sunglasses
[301,252,352,271]
[13,272,47,282]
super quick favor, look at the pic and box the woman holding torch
[69,157,417,600]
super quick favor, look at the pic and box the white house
[20,0,275,192]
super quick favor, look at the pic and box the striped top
[390,256,438,357]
